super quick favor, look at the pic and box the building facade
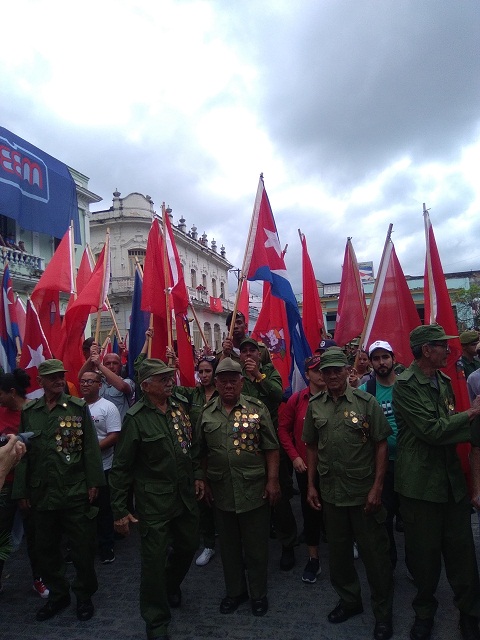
[89,191,233,351]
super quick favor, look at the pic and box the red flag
[31,227,74,355]
[58,240,110,384]
[141,219,167,317]
[300,231,324,352]
[424,208,469,409]
[163,212,195,386]
[76,247,94,295]
[424,207,472,489]
[19,299,53,398]
[252,282,290,390]
[334,238,367,347]
[209,296,223,313]
[15,295,26,343]
[362,238,420,368]
[237,279,249,328]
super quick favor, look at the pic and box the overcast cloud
[1,0,479,298]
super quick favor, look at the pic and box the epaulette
[202,396,217,410]
[172,391,189,405]
[126,401,144,416]
[396,368,415,383]
[23,398,38,410]
[67,396,87,407]
[437,369,452,383]
[352,388,373,401]
[241,395,264,408]
[308,390,325,402]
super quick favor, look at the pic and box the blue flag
[0,127,80,241]
[0,264,21,372]
[244,176,311,394]
[127,269,150,380]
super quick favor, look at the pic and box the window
[202,273,207,289]
[128,249,146,276]
[212,278,217,298]
[220,281,225,298]
[214,323,221,351]
[191,268,197,289]
[204,322,212,346]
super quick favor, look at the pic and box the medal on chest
[232,407,260,455]
[55,415,83,462]
[171,405,192,454]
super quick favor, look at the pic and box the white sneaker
[353,542,359,559]
[196,547,215,566]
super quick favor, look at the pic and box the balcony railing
[0,247,45,277]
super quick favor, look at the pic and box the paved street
[1,496,477,640]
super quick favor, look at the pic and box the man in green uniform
[303,348,393,640]
[198,357,280,617]
[12,359,105,622]
[109,358,204,640]
[238,336,298,570]
[218,311,271,366]
[393,324,480,640]
[458,330,480,380]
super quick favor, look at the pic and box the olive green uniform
[393,361,480,620]
[302,385,393,622]
[215,341,272,367]
[241,362,297,549]
[12,393,105,604]
[198,394,279,599]
[109,395,201,639]
[176,384,219,548]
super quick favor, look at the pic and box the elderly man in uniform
[12,359,105,622]
[198,357,280,617]
[393,324,480,640]
[303,348,394,640]
[109,358,204,640]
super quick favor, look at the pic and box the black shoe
[374,620,393,640]
[36,595,71,621]
[167,588,182,608]
[280,546,295,571]
[77,599,94,621]
[100,548,115,564]
[251,596,268,616]
[459,613,480,640]
[327,601,364,624]
[219,592,249,614]
[410,616,434,640]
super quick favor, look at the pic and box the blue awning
[0,127,80,242]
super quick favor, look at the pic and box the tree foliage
[451,284,480,330]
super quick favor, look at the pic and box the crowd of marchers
[2,312,480,640]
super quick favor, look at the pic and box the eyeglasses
[427,342,449,350]
[79,379,99,386]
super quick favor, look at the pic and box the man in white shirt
[80,371,122,564]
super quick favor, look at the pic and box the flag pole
[230,173,265,339]
[188,301,209,347]
[70,221,77,301]
[357,224,393,359]
[423,203,435,324]
[94,229,110,344]
[161,204,174,364]
[87,242,122,344]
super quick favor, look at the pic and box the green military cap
[459,330,480,345]
[409,324,457,348]
[138,358,176,383]
[239,337,260,350]
[38,359,67,376]
[318,348,348,370]
[215,357,242,375]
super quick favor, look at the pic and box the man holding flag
[393,324,480,640]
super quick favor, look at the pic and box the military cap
[459,330,480,345]
[305,355,322,371]
[38,359,67,376]
[318,338,338,352]
[409,324,457,348]
[239,337,260,350]
[318,348,348,370]
[138,358,176,383]
[215,358,242,375]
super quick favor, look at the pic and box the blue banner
[0,127,80,241]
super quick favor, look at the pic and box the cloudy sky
[1,0,479,298]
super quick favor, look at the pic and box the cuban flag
[243,175,311,394]
[0,263,21,372]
